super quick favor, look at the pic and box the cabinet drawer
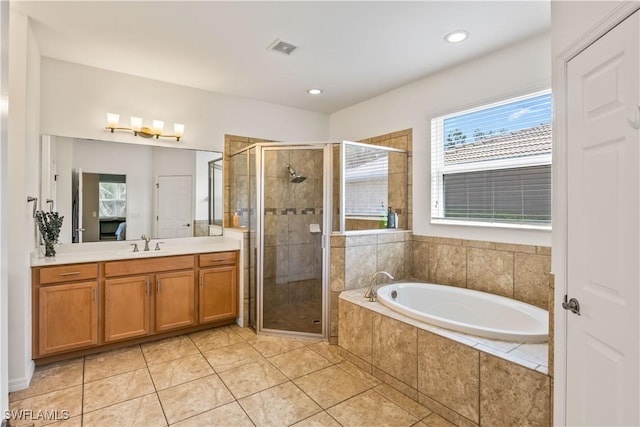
[199,251,237,267]
[105,255,194,277]
[39,263,98,285]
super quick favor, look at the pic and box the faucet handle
[130,243,139,253]
[154,242,165,251]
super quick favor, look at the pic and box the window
[99,175,127,218]
[344,144,388,217]
[431,90,552,227]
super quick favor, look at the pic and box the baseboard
[8,360,34,393]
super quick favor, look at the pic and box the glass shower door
[259,146,326,335]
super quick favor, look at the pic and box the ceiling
[12,1,550,114]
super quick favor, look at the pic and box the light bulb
[152,120,164,135]
[174,123,184,138]
[130,117,142,131]
[106,113,120,128]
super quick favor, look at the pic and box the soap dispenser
[387,207,397,229]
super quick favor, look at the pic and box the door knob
[562,295,581,316]
[183,223,191,227]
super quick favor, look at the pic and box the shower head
[286,164,307,183]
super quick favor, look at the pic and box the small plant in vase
[35,210,64,257]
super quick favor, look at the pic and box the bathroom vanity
[30,241,239,363]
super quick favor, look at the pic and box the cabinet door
[199,266,238,323]
[39,281,98,356]
[155,271,195,332]
[105,275,150,342]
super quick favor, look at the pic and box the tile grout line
[139,343,170,427]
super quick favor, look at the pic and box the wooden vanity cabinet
[104,255,195,340]
[35,263,99,356]
[198,252,238,323]
[155,270,196,332]
[33,250,238,360]
[104,275,150,342]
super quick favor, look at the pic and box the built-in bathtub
[376,282,548,343]
[338,286,552,426]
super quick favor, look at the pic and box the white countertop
[31,236,241,267]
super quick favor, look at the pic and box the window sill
[430,218,551,232]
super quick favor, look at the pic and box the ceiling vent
[268,39,298,56]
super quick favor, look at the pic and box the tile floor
[9,325,455,427]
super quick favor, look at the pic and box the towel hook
[27,196,38,218]
[46,199,54,212]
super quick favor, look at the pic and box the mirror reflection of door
[71,168,83,243]
[77,173,127,243]
[157,175,193,238]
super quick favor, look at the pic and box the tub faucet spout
[364,271,394,302]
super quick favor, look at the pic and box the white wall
[40,58,329,152]
[7,10,40,391]
[0,0,9,417]
[330,32,552,246]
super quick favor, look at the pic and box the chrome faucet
[364,271,394,302]
[141,234,151,251]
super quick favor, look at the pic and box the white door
[566,11,639,426]
[71,168,83,243]
[156,175,193,238]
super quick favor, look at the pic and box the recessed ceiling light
[444,30,469,43]
[307,88,323,95]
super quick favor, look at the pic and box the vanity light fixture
[105,113,185,141]
[444,30,469,43]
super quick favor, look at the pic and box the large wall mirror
[41,135,223,244]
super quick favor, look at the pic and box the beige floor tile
[229,324,257,340]
[171,401,254,427]
[9,358,83,402]
[9,385,83,427]
[337,361,380,388]
[83,368,155,413]
[41,415,82,427]
[238,382,321,426]
[327,389,418,427]
[293,365,372,408]
[373,384,431,419]
[84,345,146,382]
[246,334,308,358]
[307,341,344,364]
[189,326,244,352]
[218,360,288,399]
[291,411,342,427]
[417,413,457,427]
[141,335,199,366]
[83,394,167,427]
[268,347,332,379]
[202,342,264,373]
[148,354,214,390]
[157,374,235,424]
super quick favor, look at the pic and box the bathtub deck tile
[474,344,538,370]
[508,342,548,367]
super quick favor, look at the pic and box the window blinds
[431,90,552,225]
[344,145,388,217]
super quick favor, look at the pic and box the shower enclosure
[229,141,407,339]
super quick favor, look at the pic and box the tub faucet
[364,271,394,302]
[141,234,151,251]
